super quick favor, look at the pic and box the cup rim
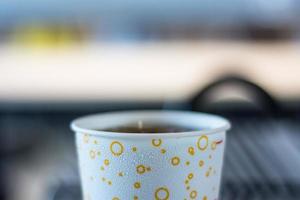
[71,110,231,139]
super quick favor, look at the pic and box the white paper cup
[71,111,230,200]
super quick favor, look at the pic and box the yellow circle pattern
[134,182,141,189]
[171,157,180,166]
[132,147,137,152]
[188,173,194,180]
[118,172,124,177]
[154,187,170,200]
[160,149,166,154]
[190,190,197,199]
[83,133,89,143]
[89,150,96,159]
[136,165,146,174]
[211,141,217,150]
[199,160,204,167]
[85,136,216,199]
[206,171,210,177]
[188,147,195,155]
[197,135,208,151]
[110,141,124,156]
[104,159,110,166]
[152,139,162,147]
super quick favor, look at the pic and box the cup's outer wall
[76,131,226,200]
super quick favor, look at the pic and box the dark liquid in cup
[99,123,196,133]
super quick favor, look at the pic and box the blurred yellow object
[11,24,84,48]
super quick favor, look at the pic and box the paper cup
[71,111,230,200]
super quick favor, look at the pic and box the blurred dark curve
[190,75,279,116]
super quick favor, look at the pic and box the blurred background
[1,0,300,200]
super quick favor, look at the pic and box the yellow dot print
[146,167,151,171]
[160,149,166,154]
[110,141,124,156]
[154,187,170,200]
[190,190,197,199]
[185,161,190,166]
[83,133,89,143]
[211,141,217,150]
[102,177,106,181]
[152,139,162,147]
[100,166,105,171]
[118,172,124,177]
[132,147,137,152]
[206,171,210,177]
[136,165,146,174]
[185,180,189,184]
[186,186,190,190]
[108,181,112,185]
[89,150,96,159]
[199,160,204,167]
[134,196,138,200]
[197,135,208,151]
[104,159,110,166]
[188,173,194,180]
[203,196,208,200]
[188,147,195,155]
[112,197,120,200]
[134,182,141,189]
[171,157,180,166]
[94,140,98,145]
